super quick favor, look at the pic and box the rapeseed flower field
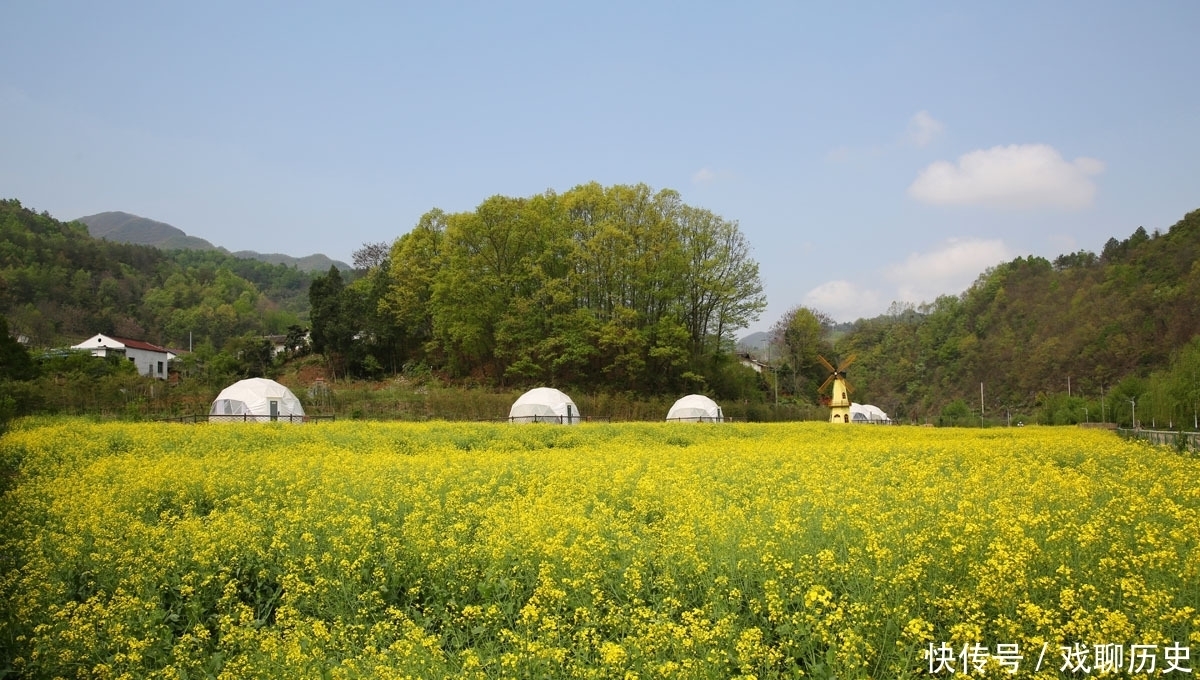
[1,420,1197,678]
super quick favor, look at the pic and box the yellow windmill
[818,354,856,423]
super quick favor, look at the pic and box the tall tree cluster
[311,183,767,395]
[769,306,835,399]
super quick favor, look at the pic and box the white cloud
[908,144,1104,209]
[885,238,1013,303]
[905,110,943,148]
[691,167,717,184]
[801,238,1013,323]
[803,280,884,323]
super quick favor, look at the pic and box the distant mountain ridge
[76,211,350,272]
[736,331,771,356]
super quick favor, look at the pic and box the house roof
[74,333,173,354]
[111,336,170,353]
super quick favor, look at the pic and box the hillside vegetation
[835,209,1200,424]
[0,199,313,349]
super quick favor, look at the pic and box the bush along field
[1,420,1198,679]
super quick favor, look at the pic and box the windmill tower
[818,354,856,423]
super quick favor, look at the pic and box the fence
[1117,428,1199,453]
[159,414,336,424]
[505,415,611,424]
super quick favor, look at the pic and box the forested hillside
[0,199,314,349]
[835,208,1200,424]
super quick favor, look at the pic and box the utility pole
[980,382,985,416]
[1129,398,1137,430]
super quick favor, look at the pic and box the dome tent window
[849,403,891,424]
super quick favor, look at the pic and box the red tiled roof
[110,336,170,353]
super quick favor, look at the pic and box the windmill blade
[819,374,835,393]
[843,378,855,395]
[838,353,858,372]
[817,355,836,374]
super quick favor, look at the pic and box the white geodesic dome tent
[849,403,890,424]
[210,378,306,422]
[666,394,724,422]
[509,387,581,424]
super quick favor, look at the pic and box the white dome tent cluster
[508,387,581,424]
[666,394,724,422]
[849,403,891,424]
[209,378,306,423]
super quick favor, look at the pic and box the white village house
[72,333,176,380]
[736,352,767,374]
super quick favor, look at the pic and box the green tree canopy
[373,183,766,394]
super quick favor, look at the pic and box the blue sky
[3,2,1198,334]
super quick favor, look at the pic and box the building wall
[125,347,170,379]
